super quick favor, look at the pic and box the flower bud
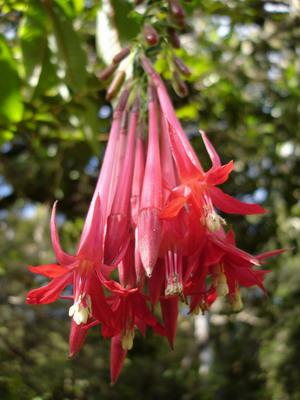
[169,0,185,19]
[144,23,159,46]
[168,28,181,49]
[113,45,131,64]
[172,70,188,97]
[98,63,118,82]
[173,55,191,77]
[106,70,126,101]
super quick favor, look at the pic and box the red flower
[27,196,114,357]
[160,121,266,232]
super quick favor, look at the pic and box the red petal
[26,272,73,305]
[160,296,178,349]
[110,334,128,386]
[255,248,291,260]
[68,318,89,359]
[206,161,234,186]
[148,259,164,308]
[166,119,201,181]
[200,130,221,169]
[225,227,236,246]
[88,270,115,329]
[210,187,267,215]
[51,202,77,266]
[28,263,69,278]
[76,194,104,261]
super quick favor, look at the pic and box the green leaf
[0,36,23,125]
[80,98,100,154]
[44,0,87,93]
[19,0,48,89]
[110,0,139,43]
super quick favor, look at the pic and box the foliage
[0,0,299,399]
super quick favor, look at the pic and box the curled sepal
[51,202,77,266]
[26,272,73,305]
[210,187,267,215]
[200,130,221,169]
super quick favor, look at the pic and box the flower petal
[28,263,69,278]
[76,194,104,261]
[210,186,267,215]
[166,119,201,181]
[110,334,128,386]
[255,248,291,260]
[26,272,73,305]
[200,130,221,169]
[206,161,234,186]
[51,202,77,266]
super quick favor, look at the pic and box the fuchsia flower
[27,196,115,357]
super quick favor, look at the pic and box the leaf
[0,36,23,125]
[110,0,139,43]
[19,0,48,94]
[44,0,87,93]
[80,98,100,154]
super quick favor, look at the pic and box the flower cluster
[27,57,284,385]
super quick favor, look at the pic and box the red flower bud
[113,45,131,64]
[98,63,118,82]
[168,28,181,49]
[144,23,159,46]
[173,55,191,77]
[106,70,126,101]
[169,0,185,19]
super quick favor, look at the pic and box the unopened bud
[172,70,188,97]
[141,56,156,76]
[169,0,185,19]
[168,28,181,49]
[173,55,191,77]
[115,89,130,112]
[106,70,126,101]
[144,23,159,46]
[98,63,118,82]
[113,45,131,64]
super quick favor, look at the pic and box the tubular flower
[159,121,267,230]
[27,196,115,357]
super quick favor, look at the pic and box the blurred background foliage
[0,0,299,399]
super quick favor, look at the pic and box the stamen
[165,250,183,297]
[228,289,243,311]
[211,264,229,297]
[121,317,135,350]
[69,293,92,325]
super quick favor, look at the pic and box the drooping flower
[160,121,267,231]
[27,196,115,357]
